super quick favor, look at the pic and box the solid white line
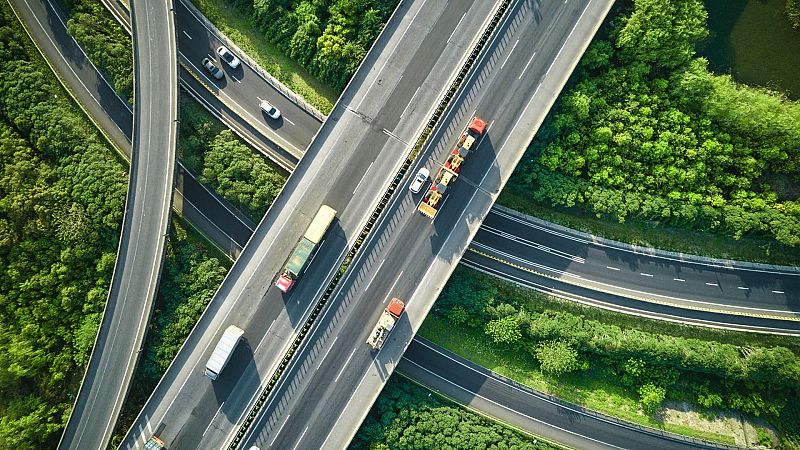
[640,273,653,277]
[500,39,519,70]
[705,282,718,287]
[291,426,309,450]
[400,86,421,118]
[202,402,224,436]
[335,348,358,382]
[447,12,467,43]
[773,290,785,294]
[316,336,338,371]
[182,30,192,40]
[518,51,536,79]
[606,266,620,271]
[364,259,386,291]
[674,278,685,282]
[353,161,375,195]
[270,414,290,446]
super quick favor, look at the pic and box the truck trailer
[205,325,244,380]
[367,298,405,350]
[275,205,337,293]
[418,116,487,219]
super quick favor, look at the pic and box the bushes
[788,0,800,29]
[0,3,127,446]
[223,0,398,92]
[60,0,134,102]
[432,268,800,438]
[351,377,554,450]
[513,0,800,247]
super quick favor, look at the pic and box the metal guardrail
[227,0,515,447]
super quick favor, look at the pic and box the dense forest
[432,268,800,446]
[789,0,800,28]
[0,3,127,447]
[511,0,800,247]
[351,377,555,450]
[179,99,286,222]
[222,0,398,91]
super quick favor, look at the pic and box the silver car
[260,100,281,120]
[201,57,224,80]
[216,46,241,69]
[409,167,430,193]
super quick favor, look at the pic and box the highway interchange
[11,0,799,448]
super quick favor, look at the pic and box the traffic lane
[480,210,800,312]
[249,0,572,445]
[174,0,319,153]
[473,226,800,316]
[245,188,434,450]
[461,249,800,334]
[401,339,714,450]
[157,229,351,450]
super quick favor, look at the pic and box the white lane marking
[335,347,358,382]
[737,286,750,290]
[182,30,192,40]
[674,278,685,282]
[202,402,224,436]
[400,86,421,119]
[316,336,338,371]
[447,12,467,43]
[640,273,653,277]
[773,290,786,294]
[518,51,536,79]
[291,426,309,450]
[606,266,620,271]
[255,320,276,353]
[364,259,386,291]
[270,414,290,446]
[283,116,296,126]
[382,271,404,304]
[705,282,719,287]
[353,161,375,195]
[482,225,584,263]
[500,39,519,70]
[354,0,430,110]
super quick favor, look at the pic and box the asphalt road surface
[119,0,498,447]
[241,0,618,448]
[57,0,178,448]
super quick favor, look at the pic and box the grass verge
[419,314,737,446]
[189,0,338,114]
[499,183,800,266]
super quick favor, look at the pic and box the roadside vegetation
[0,3,127,447]
[351,376,559,450]
[178,97,287,222]
[505,0,800,264]
[788,0,800,29]
[58,0,134,103]
[191,0,400,113]
[420,266,799,447]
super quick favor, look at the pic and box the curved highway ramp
[58,0,179,449]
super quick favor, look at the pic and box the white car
[409,167,430,193]
[216,45,241,69]
[201,57,224,80]
[260,100,281,120]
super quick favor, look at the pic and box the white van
[205,325,245,380]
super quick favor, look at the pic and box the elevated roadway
[241,0,619,448]
[56,0,179,448]
[119,0,500,447]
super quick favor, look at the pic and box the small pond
[702,0,800,100]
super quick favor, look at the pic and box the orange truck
[367,298,405,350]
[418,116,487,219]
